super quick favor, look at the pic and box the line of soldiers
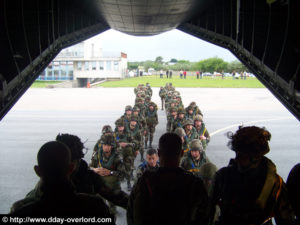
[159,83,215,184]
[90,83,158,216]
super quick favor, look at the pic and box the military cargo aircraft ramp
[0,0,300,121]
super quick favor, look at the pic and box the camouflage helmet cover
[130,115,139,122]
[169,107,177,113]
[102,125,113,134]
[125,105,132,111]
[194,114,203,122]
[174,127,186,137]
[177,107,185,114]
[183,118,194,127]
[190,139,204,152]
[132,105,140,112]
[101,134,115,146]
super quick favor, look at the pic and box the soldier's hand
[200,135,206,140]
[135,151,139,156]
[97,168,110,176]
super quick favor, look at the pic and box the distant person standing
[180,70,183,79]
[200,71,203,79]
[160,70,163,78]
[166,70,169,78]
[196,71,200,79]
[183,70,187,79]
[169,70,172,78]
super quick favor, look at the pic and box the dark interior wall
[0,0,109,120]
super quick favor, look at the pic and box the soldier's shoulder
[10,196,38,214]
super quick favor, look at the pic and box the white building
[37,41,128,84]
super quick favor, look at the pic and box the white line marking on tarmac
[210,117,293,137]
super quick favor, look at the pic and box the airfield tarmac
[0,87,299,223]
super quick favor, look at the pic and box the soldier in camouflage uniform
[194,114,210,150]
[174,127,188,155]
[185,105,197,120]
[90,134,126,216]
[136,148,159,180]
[198,162,217,195]
[159,86,167,110]
[118,105,132,130]
[164,91,173,109]
[183,118,199,146]
[145,83,152,97]
[114,120,136,191]
[135,97,146,117]
[181,139,210,177]
[133,106,147,162]
[172,107,185,132]
[176,95,184,108]
[127,133,209,225]
[127,115,142,162]
[188,101,203,117]
[210,126,296,225]
[144,95,151,108]
[166,107,177,132]
[145,102,158,149]
[94,125,116,152]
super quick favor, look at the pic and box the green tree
[170,58,177,63]
[155,56,163,64]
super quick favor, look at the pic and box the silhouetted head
[56,133,85,160]
[227,126,271,171]
[34,141,73,182]
[158,133,183,167]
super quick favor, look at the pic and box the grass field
[98,75,265,88]
[31,81,62,88]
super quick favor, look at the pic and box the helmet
[141,93,146,98]
[132,106,140,112]
[125,105,132,111]
[190,139,204,152]
[145,96,151,100]
[199,162,217,180]
[189,102,196,107]
[183,118,194,127]
[102,125,113,134]
[187,105,194,111]
[177,107,185,114]
[130,115,139,122]
[56,133,85,160]
[174,128,186,137]
[227,126,271,155]
[169,107,177,113]
[116,120,125,127]
[194,114,203,122]
[148,102,156,107]
[101,134,115,146]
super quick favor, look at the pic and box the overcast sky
[86,29,238,63]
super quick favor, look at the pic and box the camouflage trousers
[120,146,135,181]
[160,97,165,109]
[145,125,156,145]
